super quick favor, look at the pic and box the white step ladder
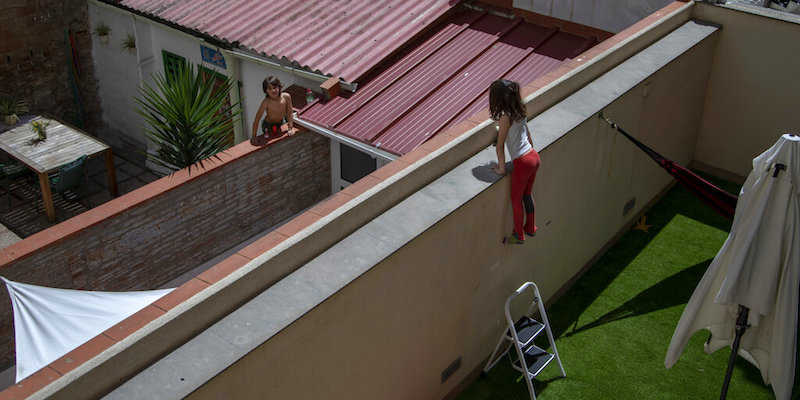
[483,282,565,400]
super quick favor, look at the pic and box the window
[340,143,376,184]
[162,50,185,82]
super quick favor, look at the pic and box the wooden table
[0,116,118,222]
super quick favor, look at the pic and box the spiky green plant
[120,33,136,53]
[136,62,241,172]
[1,96,29,124]
[92,22,111,37]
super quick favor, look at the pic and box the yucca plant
[136,62,241,172]
[1,96,29,126]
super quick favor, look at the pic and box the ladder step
[483,282,565,400]
[506,316,545,347]
[512,344,555,378]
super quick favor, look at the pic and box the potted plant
[120,33,136,54]
[0,97,29,126]
[93,22,111,43]
[29,119,50,143]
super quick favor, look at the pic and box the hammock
[599,113,738,220]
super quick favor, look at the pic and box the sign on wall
[201,45,226,69]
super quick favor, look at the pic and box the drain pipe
[294,115,397,163]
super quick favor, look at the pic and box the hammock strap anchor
[598,112,738,220]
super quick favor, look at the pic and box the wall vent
[441,357,461,383]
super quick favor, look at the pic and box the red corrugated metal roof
[113,0,455,82]
[299,10,598,156]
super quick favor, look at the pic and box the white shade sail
[2,277,173,383]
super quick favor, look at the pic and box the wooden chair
[50,155,88,198]
[0,159,31,207]
[37,155,89,219]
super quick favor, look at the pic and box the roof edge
[91,0,234,50]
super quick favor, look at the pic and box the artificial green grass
[458,176,779,400]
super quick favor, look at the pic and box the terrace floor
[456,176,782,399]
[0,131,160,244]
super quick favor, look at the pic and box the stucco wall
[88,4,145,146]
[693,3,800,178]
[186,21,718,400]
[511,0,676,33]
[89,2,241,148]
[0,132,330,370]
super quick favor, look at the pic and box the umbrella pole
[720,305,750,400]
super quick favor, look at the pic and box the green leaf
[136,62,242,171]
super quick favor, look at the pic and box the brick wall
[0,0,101,128]
[0,132,330,369]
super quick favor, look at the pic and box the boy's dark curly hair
[262,76,283,94]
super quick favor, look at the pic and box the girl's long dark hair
[489,80,526,123]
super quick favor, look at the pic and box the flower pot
[3,114,18,126]
[99,34,109,43]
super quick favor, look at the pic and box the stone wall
[0,131,331,370]
[0,0,101,128]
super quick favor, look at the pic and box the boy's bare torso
[263,93,290,123]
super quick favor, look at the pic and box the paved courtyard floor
[0,131,160,244]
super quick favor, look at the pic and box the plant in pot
[120,33,136,54]
[28,119,50,143]
[0,97,29,126]
[93,22,111,43]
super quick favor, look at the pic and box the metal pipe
[294,115,396,163]
[720,305,749,400]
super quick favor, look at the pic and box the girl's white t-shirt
[505,118,532,160]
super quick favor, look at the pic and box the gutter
[294,115,397,163]
[91,0,358,91]
[228,49,358,92]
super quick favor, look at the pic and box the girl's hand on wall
[490,164,506,175]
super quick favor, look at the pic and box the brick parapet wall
[0,0,102,129]
[0,131,330,370]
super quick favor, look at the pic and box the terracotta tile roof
[298,9,598,156]
[113,0,456,82]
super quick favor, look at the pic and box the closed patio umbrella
[665,133,800,400]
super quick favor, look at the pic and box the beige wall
[188,21,718,400]
[694,3,800,178]
[36,4,799,399]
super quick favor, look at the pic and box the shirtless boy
[251,76,293,141]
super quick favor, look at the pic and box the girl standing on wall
[489,79,540,245]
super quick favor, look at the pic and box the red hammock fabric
[601,114,738,220]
